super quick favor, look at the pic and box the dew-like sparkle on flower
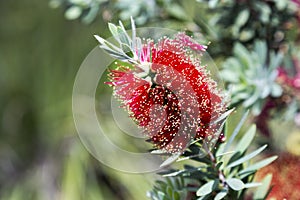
[106,33,227,153]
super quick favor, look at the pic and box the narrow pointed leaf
[94,35,105,44]
[214,191,227,200]
[254,41,267,65]
[108,23,119,41]
[211,108,234,125]
[223,110,249,153]
[226,144,268,169]
[172,191,181,200]
[216,151,235,157]
[244,182,262,188]
[117,27,130,46]
[233,43,251,68]
[239,156,278,177]
[253,174,273,199]
[162,170,185,177]
[131,16,136,50]
[118,20,131,45]
[160,153,181,168]
[235,124,256,154]
[151,149,169,155]
[196,180,216,196]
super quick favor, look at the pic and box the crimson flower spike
[95,19,228,153]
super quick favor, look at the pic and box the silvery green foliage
[196,0,295,47]
[94,18,138,63]
[146,177,188,200]
[147,112,277,200]
[115,0,156,25]
[220,41,283,115]
[49,0,183,25]
[49,0,108,24]
[94,18,152,66]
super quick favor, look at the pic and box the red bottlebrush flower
[106,33,227,153]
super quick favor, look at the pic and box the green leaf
[108,23,119,40]
[235,125,256,154]
[121,43,131,54]
[269,52,283,70]
[156,181,167,191]
[157,191,166,200]
[257,2,271,24]
[211,108,234,125]
[222,110,249,154]
[172,191,181,200]
[94,35,105,44]
[197,195,209,200]
[271,83,283,97]
[117,27,130,46]
[242,88,260,108]
[150,149,169,155]
[196,180,217,196]
[174,177,182,190]
[162,170,185,177]
[160,153,181,167]
[49,0,62,8]
[216,162,223,170]
[238,156,278,178]
[226,178,245,191]
[65,6,82,20]
[208,0,219,9]
[82,3,100,24]
[220,69,239,83]
[166,186,173,198]
[216,150,235,157]
[223,57,241,72]
[254,41,267,65]
[162,166,204,177]
[239,29,255,41]
[252,101,263,116]
[235,9,250,27]
[253,174,273,200]
[226,145,268,169]
[214,190,227,200]
[233,43,251,68]
[130,16,136,50]
[118,20,131,46]
[165,3,189,20]
[275,0,287,10]
[244,182,262,188]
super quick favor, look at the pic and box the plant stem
[203,142,227,189]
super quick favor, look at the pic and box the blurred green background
[1,0,300,199]
[0,1,154,199]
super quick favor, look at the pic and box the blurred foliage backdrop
[0,1,153,199]
[1,0,300,199]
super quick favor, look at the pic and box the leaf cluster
[94,18,138,63]
[49,0,108,24]
[148,112,277,200]
[147,177,187,200]
[220,41,283,115]
[196,0,296,54]
[49,0,191,25]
